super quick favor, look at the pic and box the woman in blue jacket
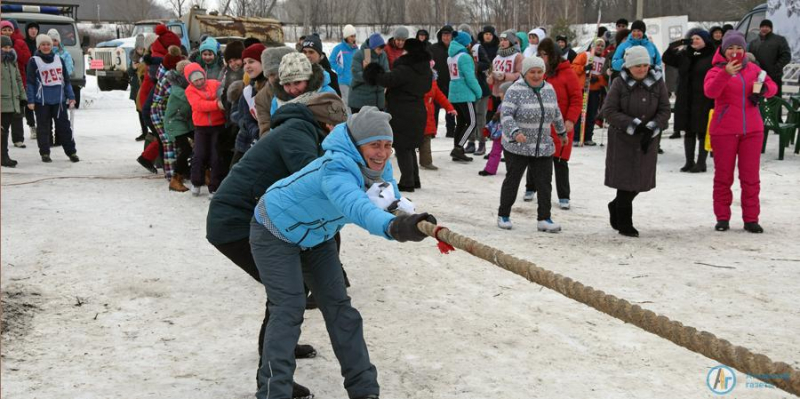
[611,20,662,72]
[26,34,77,163]
[250,106,435,399]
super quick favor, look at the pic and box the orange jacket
[572,51,608,92]
[183,63,226,127]
[424,80,454,136]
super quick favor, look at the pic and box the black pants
[452,102,475,148]
[395,147,420,188]
[2,112,24,155]
[684,130,708,165]
[499,151,553,221]
[174,134,192,176]
[527,157,570,200]
[574,89,601,142]
[434,104,457,137]
[136,109,149,135]
[34,104,76,156]
[24,106,35,127]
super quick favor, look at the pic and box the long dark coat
[368,48,432,150]
[601,69,671,192]
[662,43,715,134]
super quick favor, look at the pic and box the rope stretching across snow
[418,221,800,397]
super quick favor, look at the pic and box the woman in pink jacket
[703,31,777,233]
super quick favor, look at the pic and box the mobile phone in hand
[730,52,745,63]
[681,38,692,45]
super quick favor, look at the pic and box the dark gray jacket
[748,32,791,84]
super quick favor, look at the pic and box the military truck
[87,6,283,91]
[1,1,87,104]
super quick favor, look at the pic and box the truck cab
[1,1,86,104]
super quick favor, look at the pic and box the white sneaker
[559,199,570,210]
[497,216,513,230]
[523,191,535,202]
[29,125,36,139]
[190,185,201,196]
[537,218,561,233]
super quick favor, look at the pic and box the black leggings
[614,190,639,205]
[173,135,192,176]
[453,101,475,148]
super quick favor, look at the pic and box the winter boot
[41,154,52,163]
[523,191,535,202]
[135,132,147,141]
[616,203,638,237]
[690,147,708,173]
[680,136,695,172]
[669,131,681,139]
[464,141,476,153]
[744,222,764,233]
[537,218,562,233]
[292,382,314,399]
[559,199,570,210]
[1,154,18,168]
[68,153,80,163]
[421,164,438,170]
[169,174,189,192]
[473,141,486,156]
[295,344,317,359]
[450,147,473,162]
[137,155,158,174]
[13,141,26,148]
[28,125,36,139]
[715,220,730,231]
[608,200,619,230]
[497,216,512,230]
[478,170,494,176]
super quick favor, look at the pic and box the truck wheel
[98,78,113,92]
[72,85,81,109]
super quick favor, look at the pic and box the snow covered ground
[2,74,800,399]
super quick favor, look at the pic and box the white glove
[366,182,397,211]
[395,197,416,214]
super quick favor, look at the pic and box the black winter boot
[450,147,473,162]
[137,155,158,174]
[295,344,317,359]
[680,135,695,172]
[744,222,764,233]
[608,200,619,231]
[292,382,314,399]
[616,203,639,237]
[691,146,708,173]
[715,220,730,231]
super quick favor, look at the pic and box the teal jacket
[447,41,482,103]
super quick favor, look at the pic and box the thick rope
[418,221,800,397]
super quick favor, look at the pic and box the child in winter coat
[2,20,31,145]
[183,62,226,196]
[420,66,456,170]
[447,31,483,162]
[163,60,194,192]
[1,35,26,167]
[26,34,78,163]
[197,37,223,79]
[703,31,777,233]
[47,29,73,77]
[479,81,513,176]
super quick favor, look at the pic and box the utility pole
[635,0,644,20]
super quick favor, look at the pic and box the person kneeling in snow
[250,106,433,399]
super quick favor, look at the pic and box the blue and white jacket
[330,40,358,85]
[611,33,663,72]
[254,123,400,247]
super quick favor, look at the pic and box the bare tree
[112,0,167,22]
[166,0,189,18]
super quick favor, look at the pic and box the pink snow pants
[710,131,763,223]
[482,138,503,175]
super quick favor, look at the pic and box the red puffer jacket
[545,60,582,161]
[704,51,777,136]
[11,30,30,87]
[183,62,225,127]
[424,80,454,136]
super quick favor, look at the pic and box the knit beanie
[223,40,244,62]
[721,30,747,52]
[631,20,646,34]
[454,31,471,48]
[279,52,313,85]
[403,38,424,54]
[46,28,60,43]
[35,34,52,48]
[243,37,260,48]
[457,24,473,41]
[162,45,183,70]
[302,34,323,55]
[368,33,385,49]
[0,21,14,31]
[521,56,546,75]
[199,37,219,55]
[153,25,181,57]
[176,60,191,73]
[8,20,19,31]
[760,19,773,29]
[242,43,266,62]
[499,30,518,46]
[687,28,712,47]
[1,36,12,47]
[262,46,295,77]
[347,106,393,146]
[296,92,348,125]
[623,45,651,68]
[343,24,357,39]
[393,26,409,40]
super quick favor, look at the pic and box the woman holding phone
[703,31,777,233]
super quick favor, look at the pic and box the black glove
[362,63,384,86]
[639,126,655,153]
[388,213,437,242]
[748,93,763,106]
[584,64,592,72]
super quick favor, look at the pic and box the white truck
[87,7,284,91]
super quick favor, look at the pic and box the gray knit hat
[521,56,546,75]
[499,29,518,46]
[393,26,409,40]
[46,28,60,43]
[279,52,313,85]
[262,46,295,77]
[347,106,393,146]
[457,24,474,40]
[623,45,651,68]
[134,34,145,50]
[1,35,12,48]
